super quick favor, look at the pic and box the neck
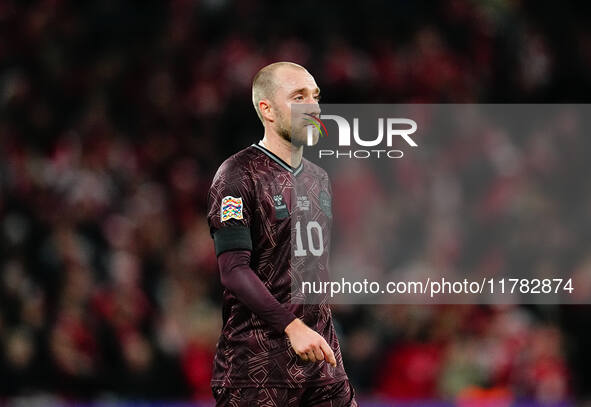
[260,128,303,168]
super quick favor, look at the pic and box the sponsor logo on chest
[297,195,310,211]
[273,194,289,219]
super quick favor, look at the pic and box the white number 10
[294,220,324,257]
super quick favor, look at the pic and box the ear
[259,99,274,122]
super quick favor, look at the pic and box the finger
[306,350,316,363]
[313,346,324,362]
[299,352,309,362]
[320,341,337,367]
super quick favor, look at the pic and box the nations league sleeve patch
[220,196,243,221]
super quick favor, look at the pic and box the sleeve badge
[220,196,243,221]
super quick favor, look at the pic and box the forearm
[217,250,296,333]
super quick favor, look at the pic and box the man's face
[270,67,321,147]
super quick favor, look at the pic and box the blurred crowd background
[1,0,591,404]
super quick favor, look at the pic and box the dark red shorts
[212,379,358,407]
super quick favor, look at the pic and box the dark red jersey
[207,143,348,388]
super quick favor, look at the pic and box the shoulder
[213,145,260,181]
[207,147,260,212]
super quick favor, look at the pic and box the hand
[284,318,337,367]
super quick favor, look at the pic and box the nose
[306,98,321,117]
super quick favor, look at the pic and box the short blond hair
[252,62,307,123]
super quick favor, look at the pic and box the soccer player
[207,62,357,406]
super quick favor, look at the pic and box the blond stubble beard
[275,111,318,148]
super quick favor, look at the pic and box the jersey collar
[252,143,304,176]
